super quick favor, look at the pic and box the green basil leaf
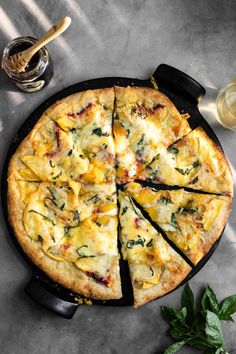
[176,307,187,321]
[169,321,190,340]
[163,340,189,354]
[28,210,55,226]
[161,306,187,325]
[201,285,220,314]
[167,146,179,154]
[205,310,223,347]
[181,283,195,324]
[161,306,178,322]
[188,336,215,350]
[218,295,236,321]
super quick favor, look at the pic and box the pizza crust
[131,260,191,308]
[8,113,52,181]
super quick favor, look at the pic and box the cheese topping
[126,182,230,264]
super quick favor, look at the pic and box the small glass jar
[2,36,53,92]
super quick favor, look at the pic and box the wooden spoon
[10,16,72,73]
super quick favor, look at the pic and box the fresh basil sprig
[161,283,236,354]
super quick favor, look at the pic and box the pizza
[7,86,233,307]
[114,86,191,183]
[125,182,232,265]
[140,127,233,196]
[118,191,191,307]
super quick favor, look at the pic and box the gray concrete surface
[0,1,236,353]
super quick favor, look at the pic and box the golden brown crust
[132,261,191,308]
[115,85,184,115]
[46,87,115,121]
[8,113,52,181]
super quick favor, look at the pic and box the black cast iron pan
[1,64,225,319]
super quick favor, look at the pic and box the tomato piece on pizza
[142,127,233,196]
[118,191,191,307]
[113,86,191,183]
[125,182,232,265]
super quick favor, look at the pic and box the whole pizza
[8,86,233,308]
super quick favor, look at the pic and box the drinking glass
[216,78,236,131]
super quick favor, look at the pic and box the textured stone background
[0,1,236,353]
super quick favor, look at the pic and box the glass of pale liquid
[216,79,236,131]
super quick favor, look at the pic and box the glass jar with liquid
[2,36,53,92]
[216,79,236,132]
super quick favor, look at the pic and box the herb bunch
[161,283,236,354]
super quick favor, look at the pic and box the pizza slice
[114,86,191,183]
[118,191,191,307]
[8,179,122,300]
[141,127,233,196]
[9,88,116,185]
[47,88,116,185]
[125,182,232,265]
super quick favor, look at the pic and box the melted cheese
[202,199,225,231]
[21,182,119,282]
[125,182,229,264]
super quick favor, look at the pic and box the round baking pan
[1,64,226,319]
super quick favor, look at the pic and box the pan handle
[25,276,79,319]
[152,64,206,103]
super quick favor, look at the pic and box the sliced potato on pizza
[142,127,233,196]
[114,86,191,183]
[8,115,90,182]
[118,191,191,307]
[8,179,121,300]
[125,182,232,265]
